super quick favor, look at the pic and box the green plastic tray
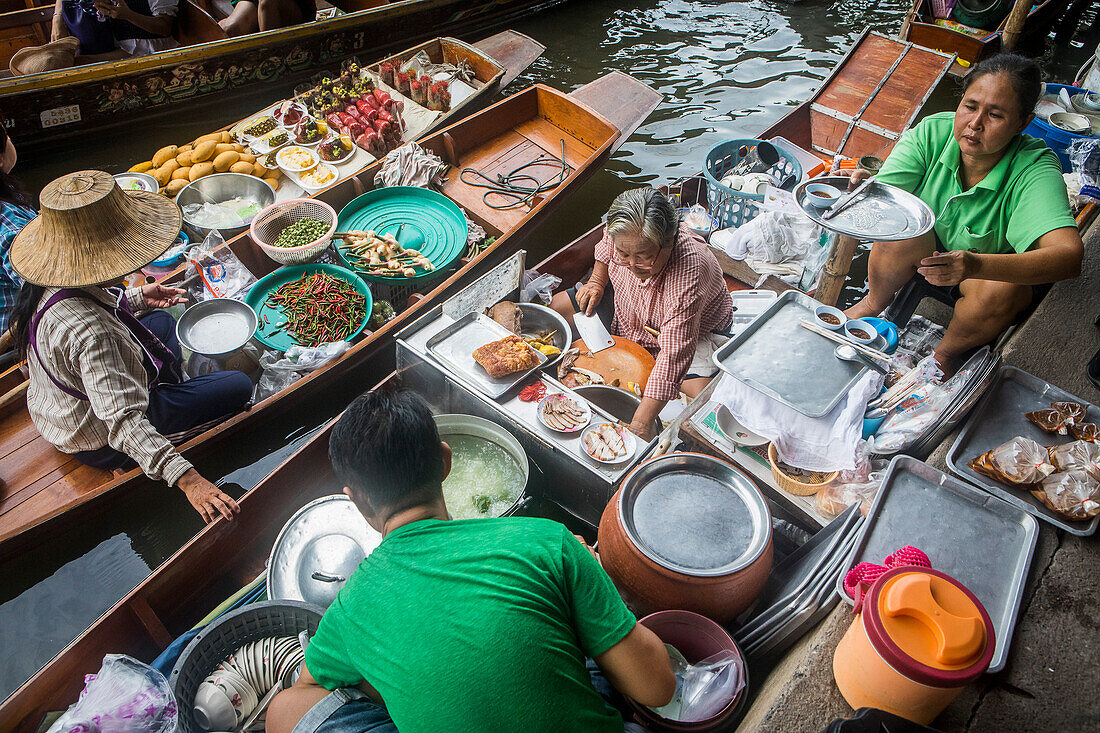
[245,263,372,351]
[335,186,468,284]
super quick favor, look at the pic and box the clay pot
[597,453,773,623]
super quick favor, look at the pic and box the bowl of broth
[804,183,841,208]
[435,414,529,520]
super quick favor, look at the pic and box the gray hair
[605,187,680,249]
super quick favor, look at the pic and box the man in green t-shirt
[266,389,675,733]
[844,54,1083,373]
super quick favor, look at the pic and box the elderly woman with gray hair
[552,187,733,438]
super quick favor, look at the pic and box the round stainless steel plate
[267,495,382,609]
[176,298,257,357]
[795,176,935,241]
[618,453,771,576]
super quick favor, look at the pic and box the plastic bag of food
[521,270,562,305]
[1067,137,1100,202]
[47,655,177,733]
[1027,400,1086,435]
[1032,470,1100,521]
[1048,440,1100,480]
[648,647,745,723]
[815,457,888,517]
[254,341,350,401]
[682,203,716,238]
[185,230,257,300]
[968,436,1055,486]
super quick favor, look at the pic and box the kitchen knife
[573,312,615,353]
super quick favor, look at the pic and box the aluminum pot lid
[268,495,382,610]
[619,453,772,577]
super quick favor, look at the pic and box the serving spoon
[835,344,886,374]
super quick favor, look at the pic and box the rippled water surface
[5,0,1098,706]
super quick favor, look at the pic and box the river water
[4,0,1098,705]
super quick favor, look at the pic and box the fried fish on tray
[472,334,539,378]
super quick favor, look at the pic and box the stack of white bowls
[192,636,305,731]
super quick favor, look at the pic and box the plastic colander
[250,198,337,265]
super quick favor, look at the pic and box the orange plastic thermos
[833,567,995,725]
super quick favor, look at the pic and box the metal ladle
[835,344,887,375]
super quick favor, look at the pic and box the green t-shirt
[304,517,637,732]
[876,111,1076,254]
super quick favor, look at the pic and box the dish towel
[712,371,882,472]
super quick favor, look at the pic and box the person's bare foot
[844,295,883,320]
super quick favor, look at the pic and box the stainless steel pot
[176,297,259,375]
[175,173,275,242]
[573,384,663,435]
[516,303,570,369]
[434,413,530,517]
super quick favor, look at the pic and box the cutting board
[570,337,655,390]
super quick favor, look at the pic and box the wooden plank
[815,34,906,118]
[0,437,74,504]
[0,415,39,459]
[861,45,953,133]
[568,70,662,153]
[514,117,596,167]
[472,29,545,88]
[0,462,113,538]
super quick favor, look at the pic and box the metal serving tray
[795,176,935,241]
[836,456,1038,674]
[946,366,1100,536]
[712,290,866,418]
[425,311,546,399]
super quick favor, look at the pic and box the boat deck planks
[568,71,663,154]
[471,30,546,88]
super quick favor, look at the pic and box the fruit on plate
[318,134,355,162]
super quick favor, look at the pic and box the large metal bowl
[434,413,529,517]
[517,302,570,368]
[176,297,257,358]
[175,173,276,242]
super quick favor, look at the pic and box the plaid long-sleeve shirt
[0,202,35,333]
[596,223,733,402]
[25,286,193,485]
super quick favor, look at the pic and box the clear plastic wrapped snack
[968,436,1055,486]
[1031,470,1100,521]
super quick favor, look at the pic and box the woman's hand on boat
[575,281,605,315]
[917,250,975,287]
[178,468,240,522]
[142,283,187,309]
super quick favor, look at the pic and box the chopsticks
[867,362,926,409]
[798,320,892,364]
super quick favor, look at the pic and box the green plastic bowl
[245,263,372,351]
[336,186,468,284]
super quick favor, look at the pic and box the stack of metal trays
[733,504,864,661]
[873,346,1001,459]
[946,366,1100,536]
[835,456,1038,673]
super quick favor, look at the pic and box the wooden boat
[0,0,569,149]
[900,0,1073,72]
[0,71,661,556]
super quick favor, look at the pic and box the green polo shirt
[876,112,1076,254]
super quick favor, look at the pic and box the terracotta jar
[597,453,773,624]
[833,567,995,725]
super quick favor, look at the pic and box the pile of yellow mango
[128,130,282,197]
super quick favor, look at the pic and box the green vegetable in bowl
[368,300,395,329]
[273,217,328,248]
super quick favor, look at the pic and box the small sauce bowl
[805,183,841,208]
[844,318,877,345]
[814,304,846,331]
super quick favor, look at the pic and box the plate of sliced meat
[538,393,591,433]
[582,423,636,464]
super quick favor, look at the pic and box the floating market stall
[0,66,665,553]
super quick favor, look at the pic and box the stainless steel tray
[796,176,935,241]
[946,366,1100,536]
[425,311,547,399]
[712,290,866,418]
[836,456,1038,674]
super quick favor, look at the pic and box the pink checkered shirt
[595,223,732,402]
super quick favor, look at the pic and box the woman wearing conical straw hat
[7,170,253,523]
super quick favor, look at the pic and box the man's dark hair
[329,388,445,511]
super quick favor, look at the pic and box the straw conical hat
[9,37,79,77]
[11,170,181,287]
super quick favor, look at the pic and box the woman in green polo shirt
[845,53,1083,373]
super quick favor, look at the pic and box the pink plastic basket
[250,198,337,265]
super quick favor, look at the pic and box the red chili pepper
[519,381,547,402]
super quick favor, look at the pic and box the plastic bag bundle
[185,230,257,300]
[1067,138,1100,203]
[648,646,746,723]
[815,457,888,517]
[520,270,562,305]
[719,211,816,264]
[1048,440,1100,481]
[1026,400,1087,436]
[968,436,1056,486]
[254,342,350,401]
[47,655,177,733]
[1032,470,1100,521]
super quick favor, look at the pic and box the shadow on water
[3,0,1099,703]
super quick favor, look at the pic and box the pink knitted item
[844,546,931,612]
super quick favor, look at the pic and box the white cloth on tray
[712,371,881,472]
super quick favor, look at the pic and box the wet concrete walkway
[737,219,1100,732]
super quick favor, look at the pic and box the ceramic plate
[537,392,591,433]
[581,423,636,464]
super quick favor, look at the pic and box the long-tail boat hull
[0,0,567,148]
